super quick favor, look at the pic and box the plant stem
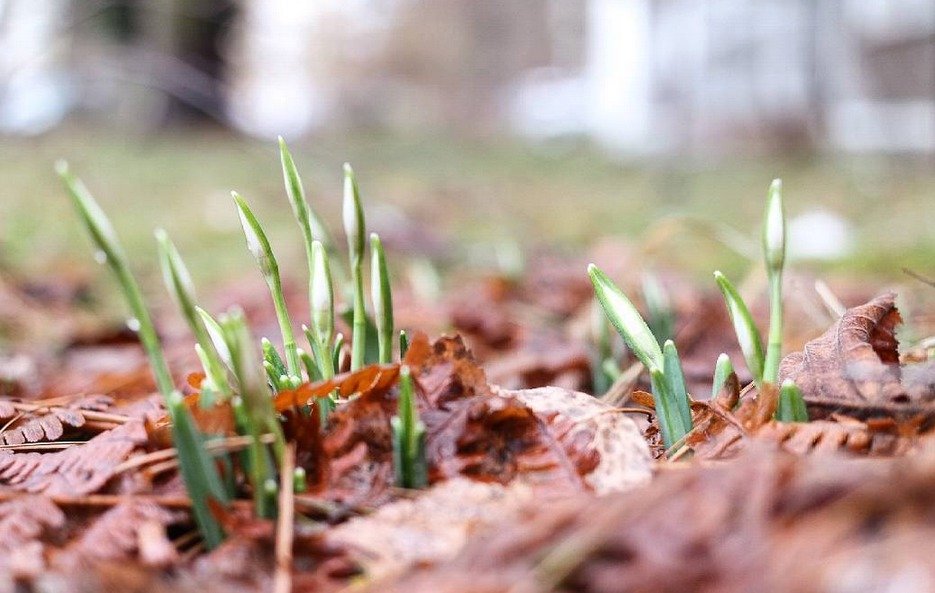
[370,233,394,364]
[763,271,783,384]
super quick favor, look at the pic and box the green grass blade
[588,264,663,372]
[776,379,809,422]
[713,271,765,388]
[370,233,394,364]
[232,191,300,378]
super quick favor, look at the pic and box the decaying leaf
[0,395,115,446]
[372,446,935,593]
[503,386,651,494]
[0,421,148,495]
[779,293,934,419]
[52,499,182,569]
[328,478,534,583]
[0,495,65,578]
[300,335,649,505]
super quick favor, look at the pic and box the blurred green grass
[1,126,932,292]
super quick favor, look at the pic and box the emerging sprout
[370,233,394,364]
[714,271,765,388]
[218,309,285,518]
[392,366,427,489]
[662,340,693,436]
[343,163,368,370]
[589,264,691,450]
[399,330,410,359]
[588,264,663,372]
[711,353,735,400]
[776,379,809,422]
[232,192,301,380]
[309,240,334,358]
[762,179,786,384]
[60,163,227,547]
[642,272,675,345]
[156,229,230,399]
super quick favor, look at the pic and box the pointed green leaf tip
[711,353,734,399]
[279,136,309,228]
[588,263,663,372]
[777,379,809,422]
[57,160,123,264]
[232,191,275,277]
[343,163,365,261]
[763,178,786,274]
[713,271,765,386]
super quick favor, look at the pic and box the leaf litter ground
[0,247,933,593]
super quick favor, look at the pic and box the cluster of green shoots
[590,179,809,453]
[57,139,426,548]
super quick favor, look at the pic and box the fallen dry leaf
[779,293,935,420]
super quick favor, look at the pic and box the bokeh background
[1,0,933,292]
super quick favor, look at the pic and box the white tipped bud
[310,240,334,345]
[763,179,786,274]
[343,163,365,260]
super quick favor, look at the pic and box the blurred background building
[2,0,933,156]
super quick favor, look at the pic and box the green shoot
[776,379,809,422]
[343,163,367,370]
[762,179,786,384]
[590,298,617,394]
[156,230,230,400]
[399,330,410,359]
[711,353,734,399]
[370,233,394,364]
[308,240,335,377]
[280,137,337,331]
[588,264,663,372]
[196,307,233,368]
[58,161,174,397]
[232,191,301,380]
[218,309,285,517]
[589,264,691,450]
[167,391,230,548]
[648,367,689,450]
[332,333,345,373]
[391,366,427,489]
[642,272,675,345]
[662,340,693,434]
[58,162,227,548]
[713,271,765,389]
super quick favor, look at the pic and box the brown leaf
[0,421,148,495]
[372,447,935,593]
[779,293,932,419]
[316,335,649,506]
[52,499,181,569]
[0,395,116,446]
[0,495,65,578]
